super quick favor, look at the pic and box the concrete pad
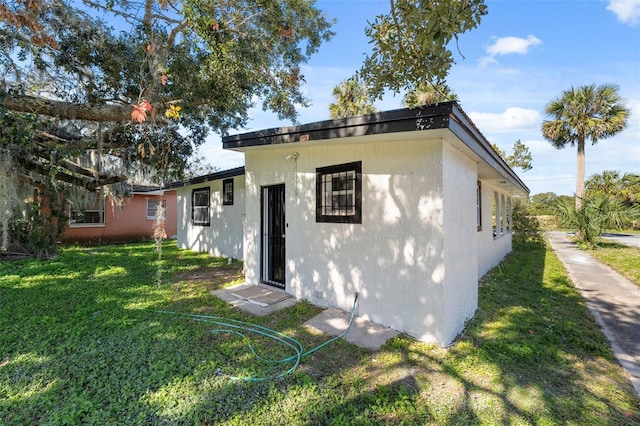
[231,285,291,307]
[212,284,399,350]
[211,282,298,317]
[304,307,399,351]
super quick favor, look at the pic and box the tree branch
[32,126,137,151]
[389,0,404,58]
[16,171,48,191]
[31,145,111,179]
[17,156,128,190]
[167,20,189,48]
[3,93,131,122]
[82,0,183,26]
[3,93,169,127]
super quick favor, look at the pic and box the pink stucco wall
[60,190,177,244]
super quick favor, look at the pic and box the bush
[512,198,544,247]
[535,215,560,231]
[556,195,640,249]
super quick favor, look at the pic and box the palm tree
[541,84,630,208]
[586,170,640,208]
[403,82,458,108]
[328,78,377,119]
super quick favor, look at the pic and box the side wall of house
[442,143,479,345]
[477,182,513,279]
[176,175,245,259]
[61,191,177,244]
[244,137,453,344]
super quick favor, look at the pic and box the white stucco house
[176,102,529,346]
[168,166,246,260]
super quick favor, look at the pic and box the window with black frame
[223,178,234,206]
[316,161,362,223]
[476,181,482,231]
[192,187,210,226]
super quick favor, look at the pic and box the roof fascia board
[221,102,529,195]
[164,166,245,189]
[132,189,166,196]
[448,104,529,195]
[222,103,454,150]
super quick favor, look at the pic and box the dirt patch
[172,264,244,291]
[0,252,34,261]
[0,243,35,261]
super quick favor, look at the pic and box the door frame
[260,183,286,289]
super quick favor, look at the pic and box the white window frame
[501,194,506,235]
[192,187,210,226]
[506,197,512,232]
[492,191,499,239]
[146,199,167,220]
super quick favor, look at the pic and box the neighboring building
[60,185,177,244]
[167,167,245,260]
[178,102,529,346]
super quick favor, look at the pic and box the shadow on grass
[286,241,640,425]
[2,241,639,424]
[0,242,243,423]
[397,241,637,424]
[0,241,368,424]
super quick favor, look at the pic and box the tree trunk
[575,136,586,209]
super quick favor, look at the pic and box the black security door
[261,184,285,289]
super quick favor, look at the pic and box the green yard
[1,240,638,425]
[590,241,640,288]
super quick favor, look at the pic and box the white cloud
[527,138,558,155]
[624,98,640,133]
[487,35,542,56]
[200,135,244,171]
[478,55,498,68]
[468,107,542,134]
[607,0,640,26]
[479,35,542,66]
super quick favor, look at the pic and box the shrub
[556,195,640,249]
[512,198,544,247]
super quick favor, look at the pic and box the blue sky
[202,0,640,196]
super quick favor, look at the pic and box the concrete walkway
[546,231,640,396]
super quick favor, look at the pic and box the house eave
[164,166,245,189]
[222,102,529,196]
[447,103,529,196]
[223,103,452,150]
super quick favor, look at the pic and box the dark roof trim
[222,102,528,195]
[223,103,453,149]
[130,184,163,193]
[447,103,529,194]
[164,166,245,189]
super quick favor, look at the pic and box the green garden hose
[155,292,359,382]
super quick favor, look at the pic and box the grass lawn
[589,241,640,288]
[1,241,639,425]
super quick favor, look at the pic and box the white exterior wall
[476,181,512,278]
[442,143,479,344]
[176,175,245,259]
[243,138,455,344]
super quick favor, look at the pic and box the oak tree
[0,0,334,254]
